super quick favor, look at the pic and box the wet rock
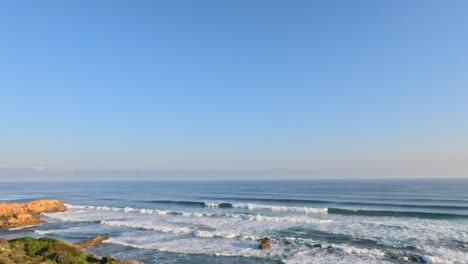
[258,237,271,250]
[101,256,143,264]
[75,236,110,249]
[117,260,142,264]
[409,255,430,263]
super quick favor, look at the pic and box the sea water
[1,179,467,263]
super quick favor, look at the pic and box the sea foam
[230,202,328,213]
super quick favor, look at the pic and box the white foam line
[7,225,36,230]
[231,203,328,214]
[65,204,169,215]
[64,204,333,225]
[34,229,56,235]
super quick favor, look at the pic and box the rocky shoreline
[0,200,141,264]
[1,199,271,263]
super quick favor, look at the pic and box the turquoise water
[1,180,467,263]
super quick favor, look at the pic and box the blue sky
[1,0,468,179]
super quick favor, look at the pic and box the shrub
[0,237,133,264]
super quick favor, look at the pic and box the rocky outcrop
[258,237,271,250]
[75,236,110,249]
[3,212,42,228]
[22,199,67,214]
[74,236,142,263]
[119,260,142,264]
[0,199,67,229]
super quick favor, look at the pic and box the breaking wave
[198,197,468,210]
[231,203,328,213]
[62,204,332,225]
[65,203,468,220]
[328,208,468,219]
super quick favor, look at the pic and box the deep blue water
[1,179,467,263]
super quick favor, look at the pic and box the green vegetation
[0,237,130,264]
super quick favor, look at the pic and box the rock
[75,236,110,249]
[258,237,271,250]
[24,200,67,214]
[0,203,25,216]
[101,256,143,264]
[117,260,142,264]
[5,212,42,227]
[0,199,67,229]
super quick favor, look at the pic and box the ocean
[1,179,467,263]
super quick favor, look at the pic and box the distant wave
[63,204,332,224]
[138,200,234,208]
[205,202,234,208]
[200,197,330,204]
[137,200,207,207]
[328,208,468,219]
[134,200,327,212]
[230,203,328,213]
[196,197,468,210]
[65,203,468,220]
[65,204,171,215]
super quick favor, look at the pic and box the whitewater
[1,180,467,263]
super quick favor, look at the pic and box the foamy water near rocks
[0,199,67,229]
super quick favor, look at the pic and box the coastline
[0,199,140,264]
[1,181,467,263]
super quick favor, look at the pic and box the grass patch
[0,237,129,264]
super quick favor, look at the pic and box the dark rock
[258,237,271,250]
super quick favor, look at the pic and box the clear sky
[1,0,468,180]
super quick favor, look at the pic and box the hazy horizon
[1,0,468,180]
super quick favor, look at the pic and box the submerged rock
[258,237,271,250]
[75,235,110,249]
[0,199,67,229]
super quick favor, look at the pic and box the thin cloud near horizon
[1,158,467,180]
